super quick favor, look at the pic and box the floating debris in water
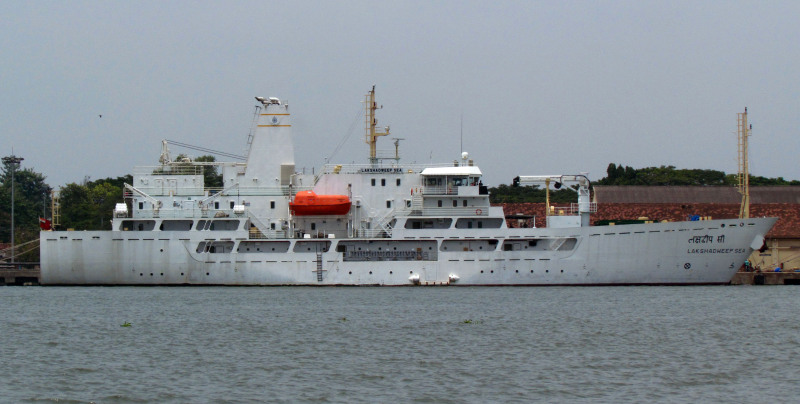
[339,317,348,322]
[121,322,132,327]
[462,319,482,324]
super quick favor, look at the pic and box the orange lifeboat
[289,191,351,216]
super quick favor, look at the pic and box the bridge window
[270,200,275,209]
[396,178,401,186]
[371,179,376,186]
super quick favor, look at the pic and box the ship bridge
[420,166,486,196]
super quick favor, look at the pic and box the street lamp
[2,155,24,264]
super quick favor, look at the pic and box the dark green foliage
[58,175,131,231]
[0,158,52,260]
[491,163,799,203]
[194,155,224,189]
[597,164,734,186]
[748,175,800,186]
[597,163,800,186]
[489,184,578,203]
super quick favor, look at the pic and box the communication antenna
[392,138,404,161]
[737,107,751,219]
[460,113,463,155]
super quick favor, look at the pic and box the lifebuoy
[475,208,482,215]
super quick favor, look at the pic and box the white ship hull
[41,217,775,285]
[39,90,777,286]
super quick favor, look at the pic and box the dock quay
[730,271,800,285]
[0,263,40,285]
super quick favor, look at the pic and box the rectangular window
[437,200,443,207]
[138,202,144,210]
[214,201,219,209]
[311,223,316,230]
[463,200,468,207]
[396,178,401,186]
[406,200,411,208]
[381,178,386,186]
[371,178,376,186]
[230,201,235,209]
[452,200,458,207]
[270,223,276,230]
[270,200,275,209]
[478,221,483,228]
[386,200,392,208]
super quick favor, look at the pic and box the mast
[737,108,751,219]
[364,86,390,165]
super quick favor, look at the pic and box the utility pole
[2,155,24,263]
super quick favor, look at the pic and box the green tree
[489,184,578,203]
[0,157,52,261]
[58,182,94,230]
[194,155,224,189]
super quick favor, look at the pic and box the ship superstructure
[40,88,776,285]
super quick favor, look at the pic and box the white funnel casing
[244,99,295,186]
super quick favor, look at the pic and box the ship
[40,88,777,285]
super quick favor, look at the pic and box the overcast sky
[2,1,798,187]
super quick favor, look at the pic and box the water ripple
[2,286,800,402]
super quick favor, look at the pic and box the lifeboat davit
[289,191,351,216]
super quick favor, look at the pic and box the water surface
[2,286,798,403]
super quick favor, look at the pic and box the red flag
[39,217,52,230]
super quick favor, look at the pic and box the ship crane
[197,182,241,210]
[124,184,163,215]
[513,174,594,226]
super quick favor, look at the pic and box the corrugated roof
[593,186,800,204]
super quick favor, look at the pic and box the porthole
[515,270,519,273]
[160,249,163,252]
[390,271,393,274]
[139,273,143,276]
[160,273,164,276]
[150,273,153,276]
[490,270,494,273]
[410,271,413,274]
[560,270,564,273]
[181,272,184,276]
[369,271,372,275]
[206,272,209,276]
[480,270,484,273]
[530,270,533,273]
[349,271,352,275]
[546,270,549,273]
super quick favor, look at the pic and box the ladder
[316,252,324,282]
